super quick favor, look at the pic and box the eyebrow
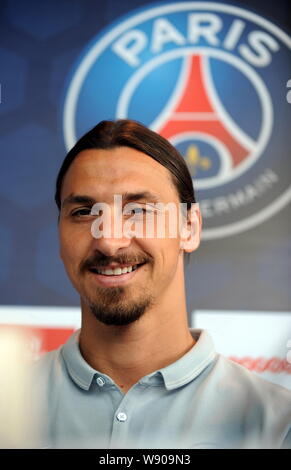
[122,191,161,203]
[61,194,96,209]
[61,191,162,209]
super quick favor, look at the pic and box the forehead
[61,146,179,202]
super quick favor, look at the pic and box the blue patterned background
[0,0,290,314]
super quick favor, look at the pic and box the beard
[84,285,154,326]
[79,252,154,326]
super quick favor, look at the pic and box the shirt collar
[157,329,217,390]
[61,328,217,392]
[61,330,98,391]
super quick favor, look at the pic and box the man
[34,119,291,449]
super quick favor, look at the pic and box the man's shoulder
[33,330,78,373]
[214,355,291,448]
[36,346,63,365]
[215,353,291,406]
[32,345,65,381]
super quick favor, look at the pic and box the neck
[79,271,195,393]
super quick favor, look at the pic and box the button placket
[109,387,138,448]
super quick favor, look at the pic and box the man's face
[59,146,199,326]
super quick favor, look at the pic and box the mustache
[80,253,151,272]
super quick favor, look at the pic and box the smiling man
[34,119,291,449]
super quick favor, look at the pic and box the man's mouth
[87,262,147,287]
[88,262,146,277]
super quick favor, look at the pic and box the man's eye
[126,208,150,216]
[130,208,144,214]
[71,208,92,217]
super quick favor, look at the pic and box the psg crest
[63,2,291,239]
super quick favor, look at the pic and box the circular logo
[63,2,291,239]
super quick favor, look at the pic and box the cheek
[59,228,70,262]
[59,226,85,267]
[148,238,180,276]
[163,239,181,273]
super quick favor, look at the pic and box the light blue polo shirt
[33,329,291,449]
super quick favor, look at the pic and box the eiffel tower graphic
[153,54,253,182]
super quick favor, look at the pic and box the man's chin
[86,295,153,326]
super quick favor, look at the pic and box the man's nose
[91,233,132,257]
[90,211,132,257]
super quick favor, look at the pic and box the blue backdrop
[0,0,290,317]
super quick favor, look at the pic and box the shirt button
[96,376,106,387]
[116,412,127,422]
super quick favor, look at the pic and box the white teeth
[104,269,113,275]
[96,265,138,275]
[113,268,122,275]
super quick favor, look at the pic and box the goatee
[86,286,154,326]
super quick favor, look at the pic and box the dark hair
[55,119,196,210]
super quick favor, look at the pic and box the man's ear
[180,203,202,253]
